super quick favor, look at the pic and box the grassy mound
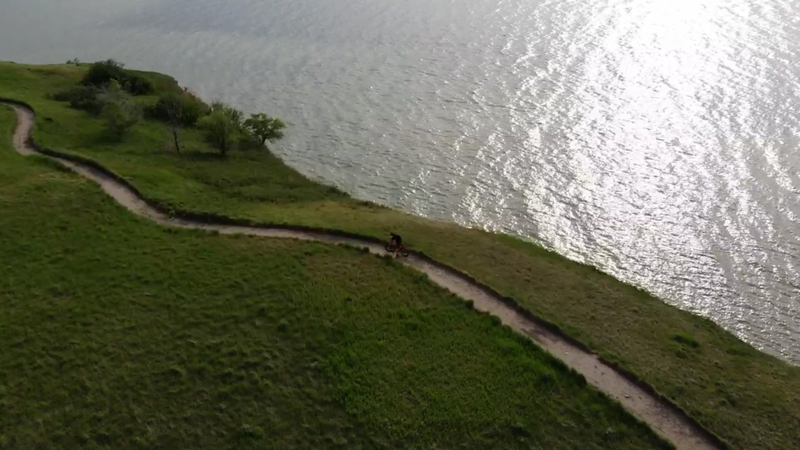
[0,104,672,449]
[2,61,799,449]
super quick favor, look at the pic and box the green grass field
[0,105,673,449]
[1,61,799,450]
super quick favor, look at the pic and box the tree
[211,102,244,129]
[198,111,237,156]
[243,113,286,148]
[151,90,206,127]
[99,80,141,140]
[159,94,183,153]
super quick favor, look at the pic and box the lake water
[2,0,799,363]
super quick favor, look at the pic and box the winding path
[5,101,722,450]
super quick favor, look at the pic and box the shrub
[198,111,237,156]
[102,99,141,140]
[81,59,125,87]
[52,85,104,115]
[211,101,244,129]
[236,130,262,151]
[50,90,71,102]
[203,103,287,152]
[149,93,207,127]
[149,92,207,153]
[81,59,153,96]
[122,76,154,96]
[670,332,700,349]
[99,81,142,140]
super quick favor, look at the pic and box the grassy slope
[0,105,670,449]
[1,61,799,449]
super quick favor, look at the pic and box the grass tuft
[671,333,700,349]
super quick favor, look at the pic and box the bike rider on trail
[389,232,403,250]
[386,232,409,258]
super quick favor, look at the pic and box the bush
[99,81,142,140]
[149,93,208,127]
[198,111,237,156]
[52,85,104,115]
[211,102,244,129]
[102,100,141,140]
[197,103,287,153]
[51,87,76,102]
[122,76,154,96]
[81,59,125,86]
[148,91,208,153]
[81,59,153,96]
[236,130,261,151]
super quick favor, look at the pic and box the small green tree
[151,92,206,127]
[99,80,141,140]
[211,102,244,128]
[198,111,237,156]
[243,113,286,148]
[155,94,184,153]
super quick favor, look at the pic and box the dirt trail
[5,102,722,450]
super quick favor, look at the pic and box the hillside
[1,61,799,449]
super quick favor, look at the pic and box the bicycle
[385,241,410,257]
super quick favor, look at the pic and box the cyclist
[389,232,404,254]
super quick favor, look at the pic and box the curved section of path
[5,102,721,450]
